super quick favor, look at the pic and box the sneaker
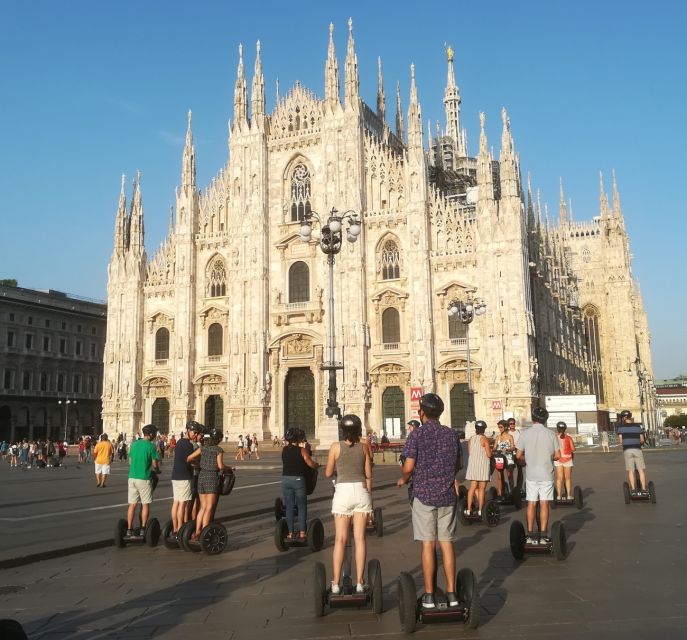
[477,510,482,517]
[421,593,436,609]
[125,529,133,537]
[463,508,469,516]
[539,535,551,546]
[330,582,341,595]
[525,536,538,545]
[355,583,368,594]
[447,592,459,607]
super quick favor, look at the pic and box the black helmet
[532,406,549,423]
[619,409,632,420]
[407,419,420,428]
[208,427,223,440]
[285,428,300,443]
[340,414,363,441]
[419,393,444,419]
[142,424,157,437]
[475,420,487,433]
[556,421,567,430]
[186,420,205,434]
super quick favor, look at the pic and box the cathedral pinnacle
[407,63,423,149]
[129,171,144,252]
[324,22,340,110]
[344,17,359,108]
[233,43,248,129]
[443,42,463,158]
[251,39,265,121]
[395,81,404,142]
[599,171,610,218]
[376,57,386,122]
[477,112,493,201]
[559,177,567,226]
[612,169,623,219]
[182,109,196,189]
[499,107,519,198]
[114,173,127,254]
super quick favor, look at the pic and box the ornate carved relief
[147,312,174,334]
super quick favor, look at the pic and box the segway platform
[313,559,383,616]
[397,568,480,632]
[509,520,567,561]
[275,517,324,552]
[458,497,500,527]
[623,480,656,504]
[115,518,161,548]
[553,486,584,509]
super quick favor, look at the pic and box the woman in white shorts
[325,414,373,595]
[554,421,576,499]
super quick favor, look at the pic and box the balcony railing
[155,359,168,366]
[285,301,308,310]
[208,355,222,362]
[383,342,399,350]
[450,338,467,347]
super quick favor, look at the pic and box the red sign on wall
[492,400,502,411]
[410,387,423,417]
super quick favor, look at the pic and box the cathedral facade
[102,22,654,441]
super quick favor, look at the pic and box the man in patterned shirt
[398,393,461,610]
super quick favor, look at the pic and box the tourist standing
[93,433,115,487]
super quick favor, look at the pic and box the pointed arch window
[583,305,605,403]
[289,261,310,303]
[382,307,400,344]
[381,240,400,280]
[208,257,227,297]
[155,327,170,360]
[290,164,312,222]
[208,323,223,357]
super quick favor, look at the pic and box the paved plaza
[0,449,685,639]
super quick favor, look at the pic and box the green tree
[664,414,687,428]
[0,279,17,287]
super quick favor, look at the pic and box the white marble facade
[102,23,653,441]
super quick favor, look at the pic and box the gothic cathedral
[102,21,654,441]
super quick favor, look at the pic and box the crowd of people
[0,437,66,468]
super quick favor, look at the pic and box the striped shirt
[618,423,645,450]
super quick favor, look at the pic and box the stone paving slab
[1,452,685,639]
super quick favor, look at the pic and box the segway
[365,506,384,537]
[623,470,656,504]
[313,539,383,616]
[487,483,523,510]
[396,558,479,632]
[114,470,161,548]
[179,470,235,555]
[275,465,324,552]
[552,485,584,509]
[458,496,500,527]
[509,519,567,561]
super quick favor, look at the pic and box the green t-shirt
[128,438,159,480]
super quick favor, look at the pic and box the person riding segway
[552,421,583,509]
[396,394,479,631]
[115,424,161,548]
[162,421,204,549]
[617,410,656,503]
[275,427,323,552]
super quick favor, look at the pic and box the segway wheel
[275,518,289,552]
[374,507,384,537]
[308,518,325,552]
[457,567,480,629]
[274,497,285,522]
[161,520,176,550]
[552,521,567,560]
[487,486,498,502]
[397,571,417,633]
[178,520,196,552]
[648,481,657,504]
[313,561,327,617]
[457,484,468,500]
[115,519,127,548]
[144,518,161,547]
[574,486,584,509]
[200,522,228,555]
[509,520,525,560]
[368,559,383,614]
[483,500,500,527]
[622,482,631,505]
[512,487,523,510]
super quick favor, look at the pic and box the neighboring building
[102,23,654,441]
[656,376,687,422]
[0,284,107,442]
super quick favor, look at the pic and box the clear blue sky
[1,0,685,378]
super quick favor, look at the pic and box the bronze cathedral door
[285,368,315,439]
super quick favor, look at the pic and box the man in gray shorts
[617,410,648,491]
[398,393,461,610]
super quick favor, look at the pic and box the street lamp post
[58,398,76,443]
[447,296,486,420]
[299,207,362,420]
